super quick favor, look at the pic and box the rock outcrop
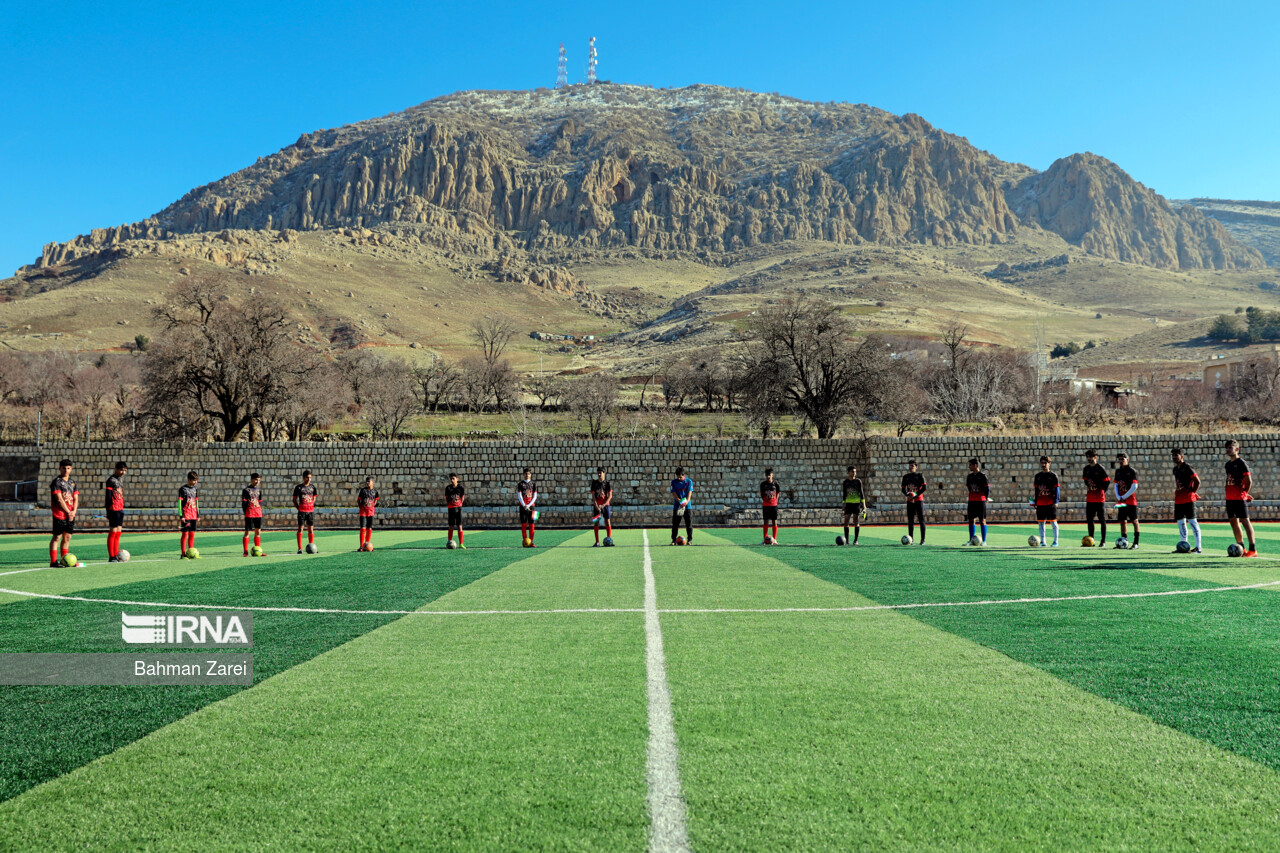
[1012,153,1263,270]
[27,85,1266,272]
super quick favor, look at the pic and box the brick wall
[1,434,1274,530]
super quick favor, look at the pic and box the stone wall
[1,434,1276,530]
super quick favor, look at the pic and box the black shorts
[106,510,125,528]
[1085,503,1106,522]
[593,505,612,521]
[842,502,862,519]
[966,501,987,522]
[1117,505,1138,523]
[359,515,375,529]
[448,507,463,527]
[519,507,536,524]
[181,519,198,532]
[1035,505,1057,521]
[1174,503,1197,521]
[762,506,778,522]
[244,517,262,531]
[297,511,315,527]
[1226,500,1250,520]
[51,517,74,536]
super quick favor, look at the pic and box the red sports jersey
[1173,463,1198,504]
[241,486,263,519]
[445,484,465,509]
[1225,458,1250,501]
[1033,471,1059,506]
[357,487,380,518]
[1114,466,1138,506]
[760,480,780,507]
[966,471,989,502]
[179,484,199,520]
[51,477,78,520]
[293,483,317,512]
[105,475,124,512]
[1082,464,1110,504]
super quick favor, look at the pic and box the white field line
[4,576,1280,616]
[642,530,691,853]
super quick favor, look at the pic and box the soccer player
[517,468,538,546]
[591,467,613,547]
[760,468,781,545]
[49,459,78,567]
[357,476,379,551]
[104,461,127,562]
[901,459,927,545]
[841,465,865,545]
[1112,452,1141,549]
[446,473,466,548]
[1082,449,1111,547]
[293,470,318,554]
[671,466,694,545]
[241,473,264,557]
[179,471,199,558]
[965,458,989,545]
[1032,456,1060,547]
[1171,447,1202,554]
[1225,439,1258,557]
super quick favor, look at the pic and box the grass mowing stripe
[653,532,1280,850]
[0,532,568,803]
[740,526,1280,775]
[0,544,649,850]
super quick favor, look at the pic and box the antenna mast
[586,37,597,84]
[556,43,568,88]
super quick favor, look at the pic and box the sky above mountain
[1,0,1275,276]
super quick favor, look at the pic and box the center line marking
[643,529,691,853]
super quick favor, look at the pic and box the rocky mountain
[26,84,1265,273]
[1175,199,1280,266]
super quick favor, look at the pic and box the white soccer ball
[1114,537,1129,550]
[1227,543,1244,558]
[1027,535,1041,547]
[305,543,319,554]
[969,535,983,547]
[446,539,458,550]
[901,535,912,546]
[118,549,130,562]
[835,535,846,546]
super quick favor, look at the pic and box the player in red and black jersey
[241,473,264,556]
[965,459,989,545]
[104,461,128,562]
[591,468,613,546]
[1112,452,1141,548]
[901,460,927,545]
[760,468,781,544]
[1081,449,1111,547]
[517,469,538,546]
[445,474,466,548]
[1224,439,1257,556]
[356,476,380,551]
[1171,448,1202,553]
[293,470,318,554]
[49,459,79,566]
[178,471,199,558]
[1032,456,1060,547]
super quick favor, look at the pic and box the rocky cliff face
[1012,153,1263,270]
[29,85,1264,271]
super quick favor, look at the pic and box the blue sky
[1,0,1276,275]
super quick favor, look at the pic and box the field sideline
[3,524,1280,849]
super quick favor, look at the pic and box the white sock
[1038,521,1046,542]
[1190,519,1202,549]
[1178,518,1188,542]
[1051,522,1059,544]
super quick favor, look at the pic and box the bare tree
[563,371,619,439]
[471,316,518,368]
[356,359,418,439]
[527,373,564,410]
[411,357,460,413]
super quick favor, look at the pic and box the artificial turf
[3,524,1280,849]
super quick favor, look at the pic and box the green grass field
[3,521,1280,850]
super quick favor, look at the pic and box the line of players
[44,440,1260,565]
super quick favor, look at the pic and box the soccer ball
[900,535,912,546]
[969,535,983,547]
[523,537,533,548]
[603,536,614,547]
[1228,543,1245,557]
[675,536,686,546]
[305,543,319,554]
[364,543,374,552]
[763,535,774,545]
[1027,535,1041,547]
[1082,535,1096,547]
[250,545,264,557]
[186,547,200,560]
[835,535,846,546]
[1114,537,1129,550]
[1175,540,1192,553]
[118,549,131,562]
[61,552,76,567]
[446,539,458,550]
